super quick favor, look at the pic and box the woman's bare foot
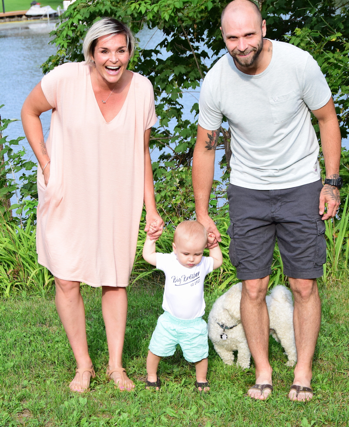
[69,367,95,393]
[107,367,135,391]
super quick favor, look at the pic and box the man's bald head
[221,0,262,29]
[220,0,267,72]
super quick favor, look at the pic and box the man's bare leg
[288,278,320,402]
[241,276,273,400]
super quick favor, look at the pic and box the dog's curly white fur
[208,283,297,369]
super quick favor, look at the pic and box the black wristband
[324,177,343,189]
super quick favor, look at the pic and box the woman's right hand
[43,163,50,187]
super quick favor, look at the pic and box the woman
[21,18,163,392]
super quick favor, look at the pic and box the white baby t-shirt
[156,253,214,320]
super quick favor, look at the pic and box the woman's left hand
[145,212,164,240]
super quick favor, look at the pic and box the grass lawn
[3,0,63,12]
[0,278,348,426]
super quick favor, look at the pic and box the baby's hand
[149,221,157,232]
[207,232,216,247]
[146,221,161,241]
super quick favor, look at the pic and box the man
[192,0,341,401]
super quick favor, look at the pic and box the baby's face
[173,237,206,268]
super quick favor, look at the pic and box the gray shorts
[227,180,326,280]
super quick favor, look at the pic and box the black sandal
[289,384,313,400]
[249,383,273,399]
[195,381,210,392]
[145,376,161,390]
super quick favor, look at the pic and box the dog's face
[222,282,243,321]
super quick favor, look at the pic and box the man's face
[221,10,266,72]
[228,32,264,68]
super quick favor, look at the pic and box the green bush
[1,109,348,296]
[0,219,54,296]
[0,197,348,296]
[0,110,38,224]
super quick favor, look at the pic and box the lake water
[0,22,57,165]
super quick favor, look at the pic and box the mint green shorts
[149,311,208,363]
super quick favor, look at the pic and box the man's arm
[192,125,221,246]
[312,98,341,220]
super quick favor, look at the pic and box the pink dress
[37,62,157,287]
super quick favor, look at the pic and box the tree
[43,0,349,221]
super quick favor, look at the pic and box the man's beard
[230,36,263,68]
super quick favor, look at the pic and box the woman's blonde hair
[83,17,135,63]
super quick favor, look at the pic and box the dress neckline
[88,67,134,124]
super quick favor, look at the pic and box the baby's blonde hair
[174,221,207,245]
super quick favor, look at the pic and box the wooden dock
[0,10,29,21]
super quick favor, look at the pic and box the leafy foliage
[2,0,345,293]
[287,25,349,203]
[42,0,231,209]
[324,196,349,280]
[43,0,349,189]
[0,112,38,224]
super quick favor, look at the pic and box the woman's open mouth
[105,66,121,75]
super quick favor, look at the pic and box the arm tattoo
[205,130,220,151]
[323,184,340,204]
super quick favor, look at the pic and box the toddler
[143,220,223,391]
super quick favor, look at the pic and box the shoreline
[0,18,59,33]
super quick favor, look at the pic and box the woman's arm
[144,127,164,240]
[21,82,53,185]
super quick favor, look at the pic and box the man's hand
[197,215,221,248]
[207,232,216,247]
[319,184,340,220]
[312,99,341,220]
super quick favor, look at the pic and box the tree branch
[180,23,204,80]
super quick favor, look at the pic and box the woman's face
[92,33,130,87]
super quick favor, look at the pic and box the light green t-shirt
[199,40,331,190]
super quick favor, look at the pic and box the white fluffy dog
[208,283,297,369]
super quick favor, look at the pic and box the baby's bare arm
[143,235,157,266]
[208,233,223,269]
